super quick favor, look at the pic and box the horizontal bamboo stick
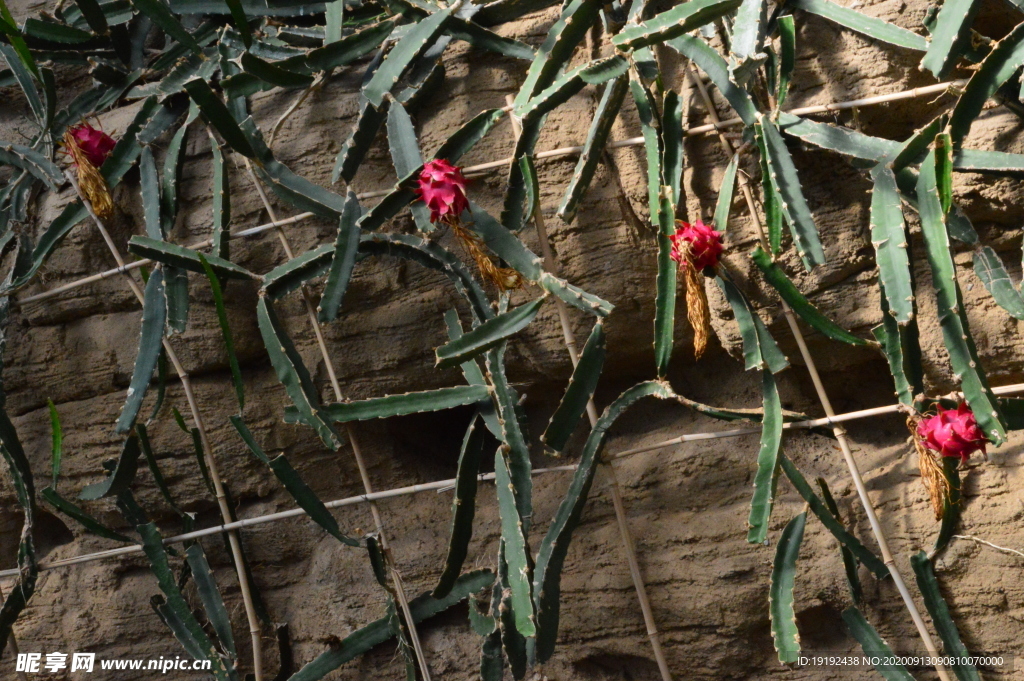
[614,381,1024,459]
[16,79,965,306]
[10,380,1023,582]
[0,465,577,580]
[17,212,314,304]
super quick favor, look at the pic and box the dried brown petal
[64,130,114,221]
[909,414,949,520]
[451,220,523,292]
[683,244,711,359]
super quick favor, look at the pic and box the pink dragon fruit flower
[66,122,117,168]
[670,219,724,271]
[416,159,469,225]
[916,402,988,462]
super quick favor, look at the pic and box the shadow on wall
[0,508,74,571]
[573,653,663,681]
[796,601,852,651]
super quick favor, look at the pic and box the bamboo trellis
[0,46,999,679]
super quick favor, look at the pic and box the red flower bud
[67,123,117,168]
[916,402,988,462]
[416,159,469,224]
[670,220,723,271]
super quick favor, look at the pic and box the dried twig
[952,535,1024,559]
[268,74,327,149]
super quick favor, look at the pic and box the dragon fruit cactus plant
[2,0,1019,675]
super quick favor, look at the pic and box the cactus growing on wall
[1,0,1023,678]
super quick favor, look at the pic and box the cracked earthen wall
[2,0,1024,679]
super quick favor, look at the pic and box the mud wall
[2,0,1024,679]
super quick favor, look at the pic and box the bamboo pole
[5,370,1023,583]
[614,379,1024,459]
[63,171,266,681]
[7,357,1024,582]
[15,79,968,307]
[241,162,433,681]
[682,66,952,681]
[0,465,577,580]
[6,368,1024,582]
[505,96,675,681]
